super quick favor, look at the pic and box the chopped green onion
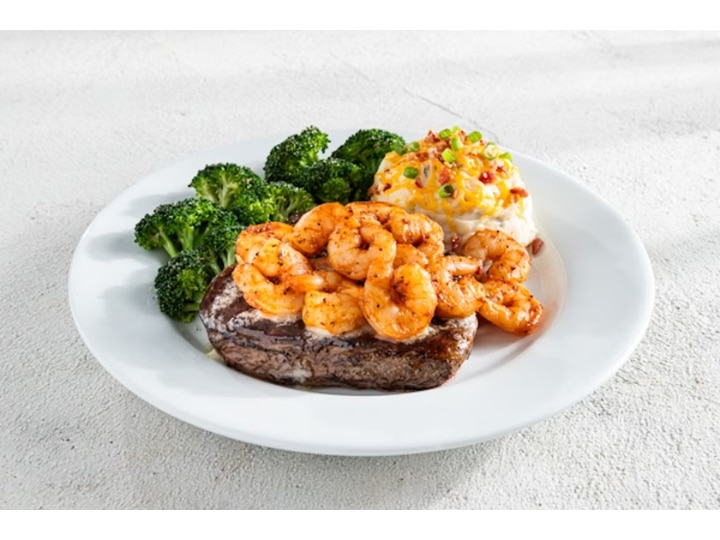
[450,136,463,151]
[407,141,420,152]
[438,128,452,140]
[393,142,406,156]
[467,131,482,143]
[441,148,456,162]
[403,166,419,179]
[451,125,461,134]
[498,151,513,162]
[438,184,455,198]
[483,142,499,160]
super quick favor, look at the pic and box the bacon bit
[415,151,429,161]
[383,183,391,192]
[414,178,423,188]
[530,237,544,256]
[436,141,451,162]
[510,187,529,197]
[425,130,440,143]
[438,167,452,185]
[479,171,494,184]
[496,164,505,174]
[450,187,459,199]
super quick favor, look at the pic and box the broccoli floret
[264,181,316,222]
[198,222,244,275]
[298,158,366,204]
[231,189,277,226]
[134,202,183,258]
[330,129,405,193]
[189,163,266,210]
[264,126,330,185]
[189,162,287,226]
[153,249,216,322]
[134,198,238,258]
[189,162,276,225]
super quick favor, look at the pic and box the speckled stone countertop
[2,31,719,509]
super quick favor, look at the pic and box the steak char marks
[199,266,478,391]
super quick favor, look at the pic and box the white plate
[68,131,654,456]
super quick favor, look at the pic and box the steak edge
[199,266,478,391]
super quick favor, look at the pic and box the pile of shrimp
[232,201,543,342]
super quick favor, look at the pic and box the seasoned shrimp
[362,260,438,341]
[302,281,366,335]
[250,237,312,279]
[387,211,445,260]
[429,255,484,318]
[327,218,397,280]
[347,200,404,225]
[394,244,429,268]
[287,202,348,256]
[232,239,313,317]
[288,268,350,293]
[289,266,366,335]
[477,277,543,335]
[460,229,531,282]
[235,222,294,264]
[232,263,306,317]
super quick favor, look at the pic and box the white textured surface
[2,31,719,509]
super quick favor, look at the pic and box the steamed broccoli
[188,163,272,225]
[133,201,182,258]
[153,249,216,322]
[264,181,316,222]
[264,126,330,185]
[298,158,366,204]
[189,161,315,225]
[189,163,266,209]
[232,188,276,226]
[198,222,244,275]
[330,129,405,192]
[134,198,238,258]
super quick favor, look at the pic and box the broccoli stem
[184,302,201,313]
[178,230,196,251]
[219,184,232,209]
[207,258,223,277]
[160,231,179,258]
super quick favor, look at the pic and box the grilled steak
[199,266,478,391]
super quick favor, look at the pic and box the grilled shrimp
[302,281,366,335]
[477,277,543,335]
[232,239,312,317]
[288,268,351,293]
[347,200,404,226]
[327,217,397,280]
[232,263,306,317]
[387,211,445,260]
[362,260,438,341]
[460,229,531,282]
[287,202,348,256]
[429,255,484,319]
[235,222,294,264]
[394,244,429,268]
[288,266,367,335]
